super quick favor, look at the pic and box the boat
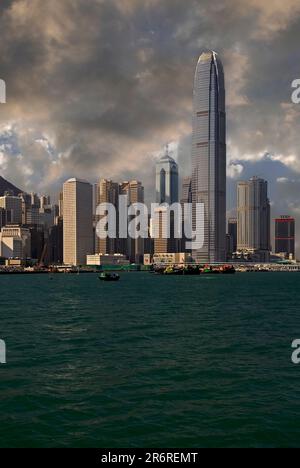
[99,273,120,282]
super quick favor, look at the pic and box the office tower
[156,147,179,205]
[153,206,176,254]
[47,217,63,264]
[120,180,145,264]
[191,50,226,263]
[275,216,295,259]
[96,179,120,255]
[0,194,22,224]
[227,218,237,258]
[237,177,271,262]
[63,178,93,266]
[0,225,31,259]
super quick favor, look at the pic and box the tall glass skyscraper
[156,148,179,205]
[191,51,226,263]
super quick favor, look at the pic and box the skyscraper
[275,216,295,260]
[63,178,93,266]
[191,51,226,263]
[227,217,237,257]
[237,177,271,262]
[156,148,179,205]
[96,179,120,255]
[120,180,145,263]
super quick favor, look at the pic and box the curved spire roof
[158,144,177,164]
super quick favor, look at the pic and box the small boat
[99,273,120,282]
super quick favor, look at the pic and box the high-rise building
[63,178,93,266]
[227,218,237,258]
[0,194,22,225]
[96,179,120,255]
[120,180,145,263]
[0,225,31,259]
[191,51,226,263]
[156,148,179,205]
[275,216,295,260]
[237,177,271,262]
[153,206,177,255]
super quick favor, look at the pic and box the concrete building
[0,225,31,259]
[237,177,271,262]
[275,216,295,260]
[86,253,129,267]
[96,179,120,255]
[227,218,237,259]
[191,51,226,263]
[63,178,93,266]
[0,194,22,224]
[153,205,177,255]
[156,147,179,205]
[120,180,145,264]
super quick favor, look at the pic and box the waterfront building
[96,179,120,256]
[227,217,237,259]
[275,216,295,260]
[0,225,31,259]
[156,147,179,205]
[96,179,145,263]
[119,180,145,264]
[191,51,226,263]
[153,205,177,255]
[237,177,271,262]
[63,178,93,266]
[86,253,129,267]
[47,217,63,264]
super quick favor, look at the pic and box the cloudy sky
[0,0,300,250]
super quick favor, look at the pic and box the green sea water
[0,272,300,448]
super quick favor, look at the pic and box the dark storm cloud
[1,0,300,249]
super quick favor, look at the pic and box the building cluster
[0,190,62,266]
[0,51,296,268]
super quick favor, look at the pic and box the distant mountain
[0,176,23,196]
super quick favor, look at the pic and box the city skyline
[1,1,300,258]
